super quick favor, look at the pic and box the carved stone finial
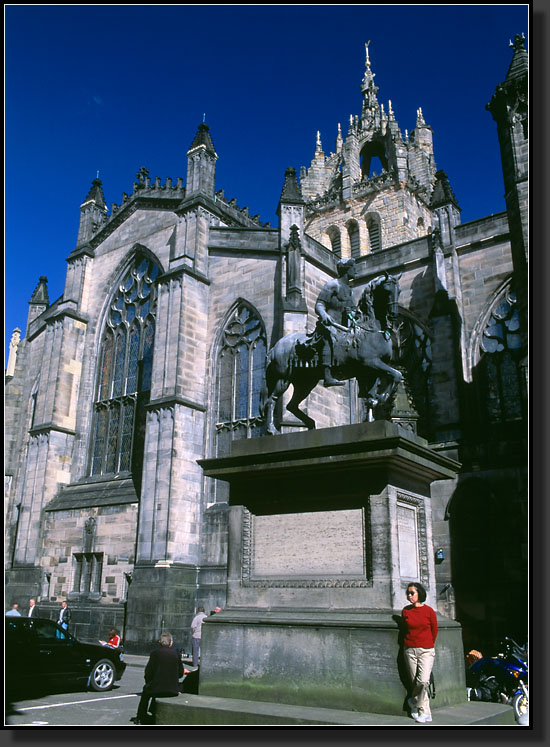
[510,32,526,50]
[6,328,21,377]
[136,166,149,183]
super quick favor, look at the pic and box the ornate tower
[300,43,446,256]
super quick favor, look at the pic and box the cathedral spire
[278,167,305,244]
[360,40,380,126]
[77,178,107,246]
[83,177,106,210]
[335,123,343,154]
[29,276,49,306]
[506,33,528,81]
[26,276,49,334]
[186,122,218,197]
[315,130,323,154]
[279,167,305,205]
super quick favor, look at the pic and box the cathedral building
[5,38,528,655]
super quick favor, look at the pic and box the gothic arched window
[477,288,525,426]
[326,226,342,258]
[90,256,160,477]
[347,220,361,259]
[367,214,382,252]
[214,303,267,465]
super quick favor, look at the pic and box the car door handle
[39,649,52,654]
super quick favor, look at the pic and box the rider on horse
[314,258,358,387]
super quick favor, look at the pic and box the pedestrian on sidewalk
[133,631,183,725]
[5,603,21,617]
[402,582,438,724]
[190,606,207,667]
[58,600,71,631]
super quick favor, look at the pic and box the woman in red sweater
[402,582,438,723]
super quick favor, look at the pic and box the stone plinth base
[197,422,465,717]
[199,609,465,716]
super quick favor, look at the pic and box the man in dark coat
[57,601,71,630]
[133,631,183,725]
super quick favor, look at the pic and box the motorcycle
[466,637,528,721]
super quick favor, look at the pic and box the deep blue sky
[5,4,529,364]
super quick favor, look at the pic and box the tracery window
[214,303,267,465]
[477,288,525,425]
[372,315,433,437]
[90,256,160,477]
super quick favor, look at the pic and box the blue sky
[5,4,529,365]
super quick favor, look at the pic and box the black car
[5,616,126,694]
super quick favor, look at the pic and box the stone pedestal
[196,421,464,717]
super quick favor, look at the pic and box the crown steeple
[360,41,380,128]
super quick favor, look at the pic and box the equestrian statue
[260,258,403,435]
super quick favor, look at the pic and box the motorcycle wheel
[512,691,528,722]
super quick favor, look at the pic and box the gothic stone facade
[5,40,527,654]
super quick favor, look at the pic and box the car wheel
[89,659,115,691]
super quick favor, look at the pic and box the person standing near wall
[57,600,71,631]
[402,582,438,724]
[190,606,207,667]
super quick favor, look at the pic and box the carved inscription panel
[397,502,419,579]
[250,509,366,579]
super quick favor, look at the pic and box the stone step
[155,693,517,726]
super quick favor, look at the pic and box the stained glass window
[478,288,525,426]
[213,303,267,500]
[90,256,159,476]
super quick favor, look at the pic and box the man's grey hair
[159,631,173,646]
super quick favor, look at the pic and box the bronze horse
[260,273,403,435]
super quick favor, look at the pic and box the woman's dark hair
[407,582,427,603]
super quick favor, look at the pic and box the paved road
[7,661,147,727]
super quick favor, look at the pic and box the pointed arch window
[367,214,382,252]
[215,303,267,460]
[477,288,525,427]
[90,256,160,477]
[347,220,361,259]
[212,303,266,502]
[326,226,342,258]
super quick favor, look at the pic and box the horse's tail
[259,347,275,418]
